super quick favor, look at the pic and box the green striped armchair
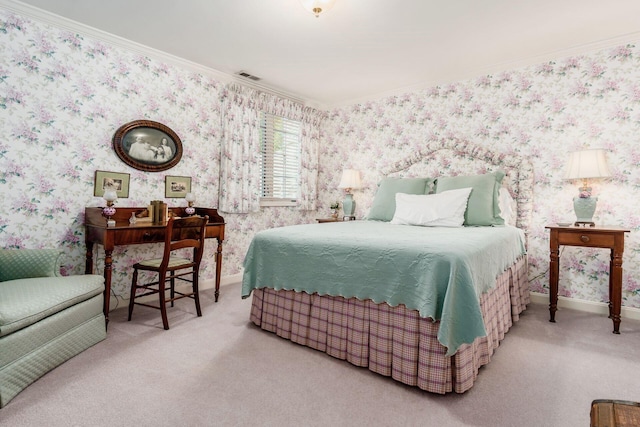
[0,249,106,408]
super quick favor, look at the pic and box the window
[259,112,302,206]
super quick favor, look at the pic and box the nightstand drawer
[557,231,615,248]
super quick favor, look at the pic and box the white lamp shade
[299,0,338,17]
[338,169,362,190]
[185,192,195,203]
[103,188,118,203]
[564,149,611,180]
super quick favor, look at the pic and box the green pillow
[0,249,62,282]
[435,171,505,226]
[366,177,433,222]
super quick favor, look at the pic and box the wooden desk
[546,225,629,333]
[84,207,225,325]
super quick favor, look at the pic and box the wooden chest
[591,400,640,427]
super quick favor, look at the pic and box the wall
[0,9,314,301]
[321,42,640,308]
[3,7,640,310]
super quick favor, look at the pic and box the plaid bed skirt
[249,255,529,394]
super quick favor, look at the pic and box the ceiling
[6,0,640,107]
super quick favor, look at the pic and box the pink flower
[579,190,591,198]
[587,62,605,78]
[609,45,633,60]
[475,75,491,87]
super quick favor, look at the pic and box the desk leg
[86,241,109,329]
[103,249,113,326]
[549,244,560,323]
[610,248,623,334]
[214,239,223,302]
[85,241,94,274]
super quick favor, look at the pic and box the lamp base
[103,206,117,227]
[574,221,595,227]
[573,196,597,225]
[343,193,355,217]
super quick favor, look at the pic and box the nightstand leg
[549,245,560,323]
[611,248,623,334]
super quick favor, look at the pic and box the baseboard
[114,281,640,321]
[530,292,640,321]
[108,273,243,311]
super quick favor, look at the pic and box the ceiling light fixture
[299,0,338,17]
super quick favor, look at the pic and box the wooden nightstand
[316,216,356,223]
[316,218,342,223]
[545,224,630,333]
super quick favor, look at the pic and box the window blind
[259,112,302,200]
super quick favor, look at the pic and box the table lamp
[338,169,361,218]
[564,149,611,227]
[102,188,118,227]
[185,192,196,216]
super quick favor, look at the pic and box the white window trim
[259,198,298,208]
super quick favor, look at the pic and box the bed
[242,138,534,394]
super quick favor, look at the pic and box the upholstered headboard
[380,138,534,233]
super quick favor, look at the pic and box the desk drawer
[114,229,165,245]
[557,231,614,248]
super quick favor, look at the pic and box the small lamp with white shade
[564,149,611,227]
[338,169,361,219]
[102,188,118,227]
[185,192,196,216]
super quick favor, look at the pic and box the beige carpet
[2,282,640,426]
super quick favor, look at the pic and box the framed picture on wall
[94,170,130,198]
[165,175,191,198]
[112,120,183,172]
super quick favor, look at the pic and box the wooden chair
[127,215,209,330]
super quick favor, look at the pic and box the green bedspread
[242,221,526,356]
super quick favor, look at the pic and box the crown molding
[0,0,230,80]
[328,31,640,109]
[0,0,321,108]
[3,0,638,111]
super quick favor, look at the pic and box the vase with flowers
[330,201,340,219]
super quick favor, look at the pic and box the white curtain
[297,108,323,211]
[219,84,261,213]
[219,83,324,213]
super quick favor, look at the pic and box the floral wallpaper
[0,9,314,303]
[320,43,640,308]
[2,6,640,310]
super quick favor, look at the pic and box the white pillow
[498,188,516,226]
[390,187,473,227]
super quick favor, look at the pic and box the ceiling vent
[236,71,261,81]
